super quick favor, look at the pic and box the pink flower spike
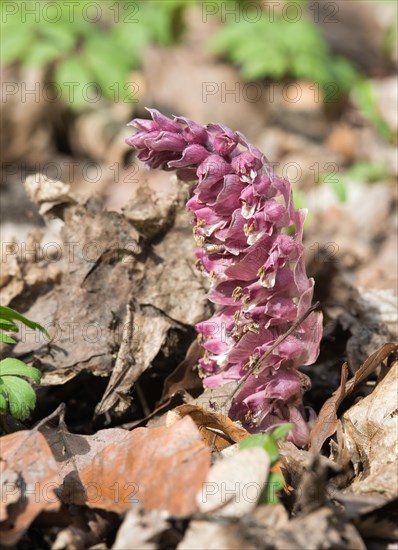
[126,109,323,447]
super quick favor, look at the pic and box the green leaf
[352,79,395,142]
[346,161,389,183]
[83,36,129,98]
[1,28,34,63]
[0,358,41,383]
[0,319,19,332]
[330,57,359,91]
[239,433,279,465]
[292,189,306,210]
[270,423,293,441]
[239,424,292,467]
[0,333,16,344]
[38,21,78,51]
[112,20,150,66]
[0,306,49,338]
[327,176,347,203]
[0,391,7,415]
[24,42,64,67]
[0,376,37,420]
[209,9,357,103]
[54,57,96,112]
[259,471,284,504]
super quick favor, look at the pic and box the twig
[221,301,320,409]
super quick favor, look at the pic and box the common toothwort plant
[127,109,322,446]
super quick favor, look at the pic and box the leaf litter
[1,164,397,548]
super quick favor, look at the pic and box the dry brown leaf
[278,441,338,491]
[351,496,398,542]
[138,203,211,327]
[12,197,142,386]
[338,287,398,370]
[0,230,61,309]
[11,181,208,412]
[0,247,24,307]
[79,416,210,515]
[309,342,397,451]
[178,520,256,550]
[338,361,398,497]
[309,363,349,453]
[123,183,178,241]
[112,509,170,550]
[175,404,249,452]
[96,302,182,415]
[197,447,270,517]
[189,381,240,414]
[39,406,131,505]
[45,416,210,516]
[0,430,60,546]
[161,339,204,401]
[272,507,366,550]
[24,174,75,216]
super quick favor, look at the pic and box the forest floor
[1,4,397,549]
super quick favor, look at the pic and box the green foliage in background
[1,0,394,140]
[352,80,396,142]
[1,0,187,111]
[239,423,292,504]
[0,306,48,420]
[208,1,358,92]
[207,0,393,141]
[321,161,390,202]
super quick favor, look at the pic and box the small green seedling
[0,306,48,420]
[239,423,293,504]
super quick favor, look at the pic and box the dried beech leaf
[74,416,210,516]
[309,363,349,453]
[339,361,398,497]
[278,441,338,491]
[175,404,249,451]
[310,343,397,451]
[39,411,210,515]
[96,302,181,415]
[112,509,170,550]
[0,430,60,546]
[139,206,211,327]
[39,408,131,504]
[161,339,204,401]
[13,198,141,385]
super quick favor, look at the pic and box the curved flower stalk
[126,109,322,446]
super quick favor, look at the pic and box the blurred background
[1,0,397,291]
